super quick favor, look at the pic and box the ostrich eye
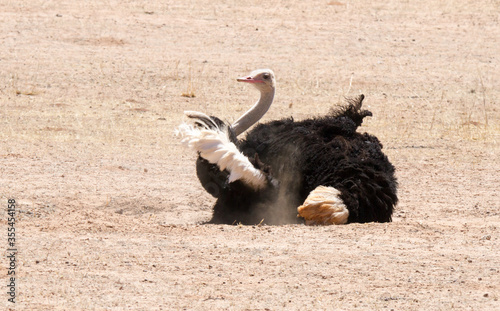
[262,73,270,80]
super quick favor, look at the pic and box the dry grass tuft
[129,107,149,112]
[181,61,196,98]
[181,91,196,98]
[16,89,39,96]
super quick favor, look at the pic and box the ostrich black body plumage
[194,95,398,225]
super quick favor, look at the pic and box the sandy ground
[1,0,499,310]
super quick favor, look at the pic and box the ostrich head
[236,69,276,92]
[231,69,276,136]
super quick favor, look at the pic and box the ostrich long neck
[231,88,275,136]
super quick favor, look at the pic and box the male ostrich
[177,69,397,225]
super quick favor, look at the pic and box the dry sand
[1,0,499,310]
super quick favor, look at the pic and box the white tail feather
[297,186,349,225]
[176,115,267,190]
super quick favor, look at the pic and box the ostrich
[177,69,397,225]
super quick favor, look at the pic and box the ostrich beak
[237,75,264,83]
